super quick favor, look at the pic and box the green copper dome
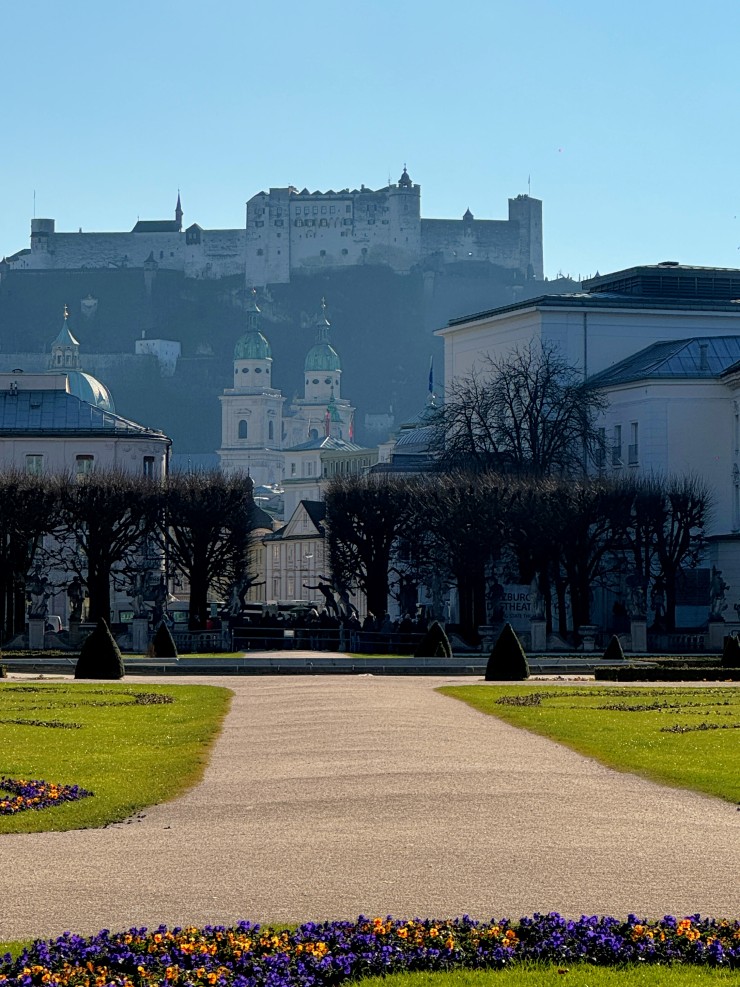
[305,342,341,372]
[234,331,271,361]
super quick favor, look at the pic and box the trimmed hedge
[152,621,178,658]
[602,634,625,661]
[596,664,740,681]
[413,620,452,659]
[74,620,125,680]
[485,622,530,681]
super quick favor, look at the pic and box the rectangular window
[290,462,296,476]
[595,428,606,469]
[143,456,155,478]
[75,454,94,478]
[272,545,280,564]
[25,454,43,475]
[611,425,622,467]
[628,422,639,466]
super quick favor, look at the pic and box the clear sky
[1,0,738,281]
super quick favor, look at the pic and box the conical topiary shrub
[152,620,178,658]
[74,619,125,680]
[414,620,453,658]
[721,633,740,668]
[603,634,626,661]
[485,622,529,681]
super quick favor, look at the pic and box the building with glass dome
[0,308,169,481]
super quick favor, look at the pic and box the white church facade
[218,293,358,487]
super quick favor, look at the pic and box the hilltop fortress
[2,169,543,284]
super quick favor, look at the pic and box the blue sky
[1,0,738,281]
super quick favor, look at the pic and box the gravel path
[2,674,739,940]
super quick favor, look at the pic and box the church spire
[175,191,183,231]
[49,304,80,370]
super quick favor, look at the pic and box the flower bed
[1,913,738,986]
[0,777,93,815]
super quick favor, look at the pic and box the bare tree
[408,472,518,642]
[432,342,607,476]
[326,474,417,619]
[156,470,255,630]
[0,471,59,640]
[47,469,155,623]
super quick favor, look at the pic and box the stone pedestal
[28,617,46,650]
[530,618,547,652]
[478,624,503,652]
[578,624,599,652]
[630,618,647,653]
[68,617,82,648]
[132,617,150,655]
[708,620,726,651]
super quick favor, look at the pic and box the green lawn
[0,681,231,833]
[355,967,737,987]
[438,685,740,804]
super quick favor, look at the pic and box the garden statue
[27,564,50,618]
[485,573,505,624]
[227,572,266,615]
[303,579,341,618]
[626,573,646,618]
[67,575,85,621]
[529,575,545,620]
[710,566,729,620]
[130,571,146,617]
[151,576,168,624]
[650,576,666,629]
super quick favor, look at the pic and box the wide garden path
[2,674,739,940]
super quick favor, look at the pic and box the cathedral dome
[67,371,115,412]
[305,343,341,372]
[234,331,271,361]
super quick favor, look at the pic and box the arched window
[268,421,274,441]
[238,420,248,439]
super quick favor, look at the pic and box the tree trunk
[365,567,388,623]
[188,568,210,630]
[664,569,677,632]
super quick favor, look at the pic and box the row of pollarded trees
[325,471,710,643]
[0,468,258,640]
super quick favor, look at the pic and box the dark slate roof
[588,336,740,387]
[583,264,740,299]
[131,220,181,233]
[250,504,275,530]
[446,291,740,328]
[0,388,167,437]
[302,500,326,533]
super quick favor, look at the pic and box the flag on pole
[324,408,331,437]
[349,410,355,441]
[428,355,434,397]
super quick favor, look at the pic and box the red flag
[349,410,354,441]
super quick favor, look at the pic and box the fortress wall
[185,229,247,279]
[421,219,521,267]
[17,232,184,271]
